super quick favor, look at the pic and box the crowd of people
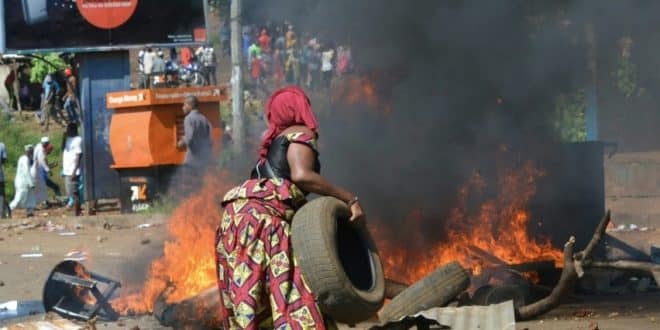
[137,45,217,88]
[38,67,80,131]
[0,122,83,219]
[223,20,353,93]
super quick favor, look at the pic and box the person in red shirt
[180,47,192,67]
[258,29,271,53]
[251,55,262,86]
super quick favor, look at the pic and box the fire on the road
[111,171,234,315]
[374,161,563,284]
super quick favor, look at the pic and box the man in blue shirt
[41,74,62,131]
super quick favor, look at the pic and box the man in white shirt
[62,123,82,216]
[321,47,335,89]
[143,48,156,88]
[32,136,50,207]
[10,145,36,217]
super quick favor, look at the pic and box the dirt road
[1,214,660,329]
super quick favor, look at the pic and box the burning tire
[378,262,470,323]
[291,197,385,324]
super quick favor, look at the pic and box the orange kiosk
[106,86,228,212]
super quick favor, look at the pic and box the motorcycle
[178,60,206,87]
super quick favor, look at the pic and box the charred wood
[589,260,660,285]
[153,286,222,329]
[516,237,577,320]
[466,245,507,267]
[516,210,612,320]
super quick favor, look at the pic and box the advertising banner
[3,0,207,52]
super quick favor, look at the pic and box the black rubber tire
[378,262,470,323]
[292,196,385,324]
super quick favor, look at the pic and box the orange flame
[73,263,98,305]
[332,75,392,114]
[110,158,560,313]
[374,161,563,284]
[111,171,234,314]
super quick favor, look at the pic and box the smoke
[242,2,571,215]
[239,1,659,246]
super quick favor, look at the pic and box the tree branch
[516,236,576,320]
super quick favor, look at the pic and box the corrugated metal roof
[412,300,516,330]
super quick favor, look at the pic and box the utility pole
[584,21,598,141]
[230,0,245,153]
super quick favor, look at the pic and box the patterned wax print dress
[215,132,327,330]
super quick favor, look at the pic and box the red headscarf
[259,86,318,160]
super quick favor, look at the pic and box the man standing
[0,141,8,218]
[177,95,212,169]
[10,145,35,217]
[41,74,62,131]
[151,50,166,87]
[143,48,156,89]
[32,137,51,208]
[63,68,78,123]
[171,96,212,198]
[62,123,82,216]
[180,47,192,68]
[196,44,217,86]
[138,48,146,88]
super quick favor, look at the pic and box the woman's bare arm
[288,142,364,221]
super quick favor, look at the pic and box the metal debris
[377,301,515,330]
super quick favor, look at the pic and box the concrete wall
[605,151,660,228]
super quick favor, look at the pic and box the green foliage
[220,100,232,123]
[553,90,587,142]
[615,56,638,98]
[29,53,67,84]
[140,196,177,215]
[0,115,64,198]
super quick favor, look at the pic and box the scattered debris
[20,253,43,258]
[59,232,77,236]
[610,224,651,232]
[96,236,107,243]
[0,317,82,330]
[140,238,151,245]
[43,261,120,321]
[0,281,4,287]
[369,316,444,330]
[572,309,595,318]
[64,251,88,262]
[0,301,17,312]
[154,286,223,328]
[517,211,612,321]
[373,301,514,330]
[136,223,152,229]
[47,221,66,232]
